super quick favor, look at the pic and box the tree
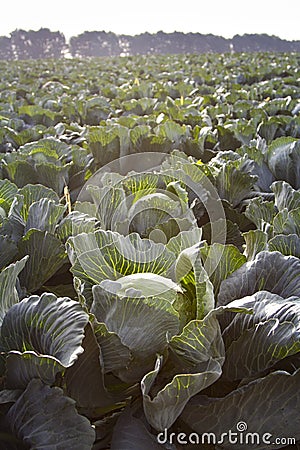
[70,31,121,57]
[0,36,14,60]
[10,28,66,60]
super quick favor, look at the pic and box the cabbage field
[0,52,300,449]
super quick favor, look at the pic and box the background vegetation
[0,28,300,60]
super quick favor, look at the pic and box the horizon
[1,0,299,42]
[2,28,299,43]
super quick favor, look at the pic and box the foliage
[1,31,300,60]
[0,52,299,449]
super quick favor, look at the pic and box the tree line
[0,28,299,60]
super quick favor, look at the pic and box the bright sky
[1,0,299,42]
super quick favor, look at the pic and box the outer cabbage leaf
[267,137,300,189]
[35,162,71,195]
[181,369,300,449]
[200,243,246,297]
[0,257,28,327]
[272,180,300,211]
[5,351,64,389]
[56,210,100,242]
[218,251,300,306]
[91,280,180,382]
[18,229,67,292]
[87,125,120,168]
[111,408,164,450]
[245,197,276,234]
[174,242,214,319]
[67,230,176,288]
[2,159,38,190]
[273,207,300,236]
[128,191,195,238]
[0,237,18,270]
[65,323,120,416]
[6,379,95,450]
[0,179,18,214]
[214,160,257,207]
[243,230,268,261]
[88,184,127,231]
[166,228,202,256]
[93,321,132,374]
[18,183,59,220]
[202,218,244,251]
[1,293,89,387]
[141,310,226,431]
[221,292,300,380]
[0,195,25,243]
[269,234,300,258]
[24,198,66,234]
[3,155,70,195]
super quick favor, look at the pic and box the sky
[1,0,299,42]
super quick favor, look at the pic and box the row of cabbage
[0,52,299,449]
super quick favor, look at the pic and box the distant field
[0,52,300,449]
